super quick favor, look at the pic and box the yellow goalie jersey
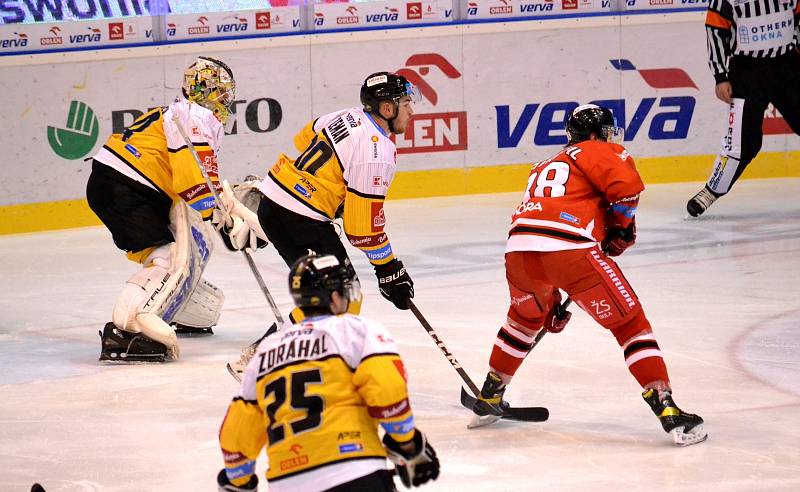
[256,108,398,267]
[92,98,223,221]
[219,314,416,492]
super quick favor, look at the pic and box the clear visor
[341,277,361,304]
[602,125,624,144]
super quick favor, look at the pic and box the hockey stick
[407,299,549,422]
[171,113,285,325]
[461,296,573,424]
[171,114,286,381]
[407,299,483,397]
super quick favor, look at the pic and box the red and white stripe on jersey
[506,217,597,253]
[622,332,663,368]
[494,318,537,359]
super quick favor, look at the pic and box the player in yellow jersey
[217,253,440,492]
[86,56,235,362]
[217,72,419,322]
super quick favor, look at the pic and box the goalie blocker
[100,201,223,362]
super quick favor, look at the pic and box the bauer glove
[374,259,414,310]
[383,429,440,488]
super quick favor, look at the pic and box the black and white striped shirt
[706,0,800,83]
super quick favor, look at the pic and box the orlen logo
[490,0,513,14]
[562,0,578,8]
[394,53,467,153]
[108,22,124,41]
[520,0,554,13]
[337,6,359,24]
[188,16,210,35]
[256,11,271,30]
[70,27,101,44]
[496,59,698,148]
[217,16,248,33]
[366,7,399,23]
[40,26,62,46]
[407,2,422,19]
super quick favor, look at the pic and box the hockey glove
[544,290,572,334]
[374,259,414,310]
[602,220,636,257]
[383,429,440,488]
[217,469,258,492]
[213,180,269,252]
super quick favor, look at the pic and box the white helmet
[182,56,236,123]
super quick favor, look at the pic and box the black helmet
[289,254,359,309]
[565,104,623,144]
[360,72,417,113]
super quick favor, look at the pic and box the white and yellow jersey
[219,314,415,492]
[93,98,223,220]
[257,107,398,267]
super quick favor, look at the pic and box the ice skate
[99,322,168,362]
[468,372,509,428]
[686,186,719,217]
[172,322,214,336]
[643,388,707,446]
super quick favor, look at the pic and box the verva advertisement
[312,0,451,30]
[0,7,302,53]
[1,17,796,205]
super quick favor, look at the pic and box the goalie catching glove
[383,429,440,488]
[374,259,414,310]
[212,178,269,252]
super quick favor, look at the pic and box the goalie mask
[360,72,421,133]
[289,254,360,310]
[565,104,624,144]
[182,56,236,124]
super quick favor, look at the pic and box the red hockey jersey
[506,140,644,253]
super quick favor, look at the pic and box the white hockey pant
[111,201,216,358]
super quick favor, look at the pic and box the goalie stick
[171,114,286,382]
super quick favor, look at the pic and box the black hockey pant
[86,160,174,254]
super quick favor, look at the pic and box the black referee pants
[714,50,800,193]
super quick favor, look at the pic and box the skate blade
[672,424,708,447]
[174,326,214,336]
[468,414,502,429]
[99,354,166,363]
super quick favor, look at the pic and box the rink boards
[1,11,798,234]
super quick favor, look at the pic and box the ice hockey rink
[2,178,799,492]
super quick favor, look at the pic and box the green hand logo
[47,100,100,160]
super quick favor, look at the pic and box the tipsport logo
[497,58,700,149]
[394,53,467,153]
[47,101,100,160]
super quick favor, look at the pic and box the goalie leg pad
[99,322,168,362]
[172,278,225,333]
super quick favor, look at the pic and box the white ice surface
[2,179,799,491]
